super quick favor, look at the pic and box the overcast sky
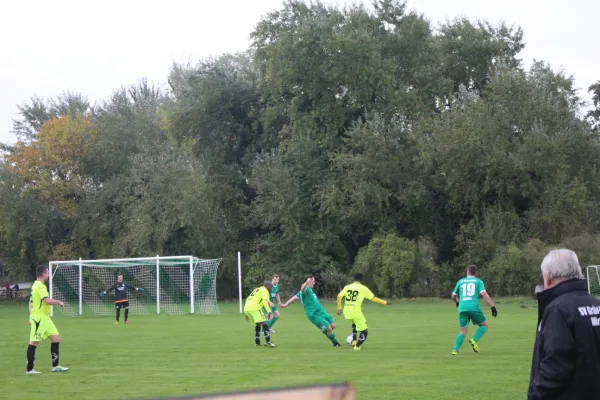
[1,0,597,144]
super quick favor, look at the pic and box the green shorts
[29,315,59,342]
[308,311,334,333]
[459,310,487,328]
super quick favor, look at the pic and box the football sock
[474,326,487,342]
[356,329,368,347]
[254,324,261,345]
[267,315,279,329]
[26,344,36,371]
[51,342,59,367]
[116,308,120,322]
[124,309,129,321]
[262,324,271,343]
[453,333,466,351]
[326,332,339,345]
[352,324,357,342]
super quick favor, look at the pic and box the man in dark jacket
[528,249,600,400]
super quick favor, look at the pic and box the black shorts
[115,301,129,309]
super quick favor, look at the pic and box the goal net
[587,265,600,297]
[49,256,221,317]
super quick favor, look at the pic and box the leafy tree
[587,81,600,131]
[11,92,90,142]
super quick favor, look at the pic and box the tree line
[1,0,600,299]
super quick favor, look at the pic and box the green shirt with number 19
[453,276,485,313]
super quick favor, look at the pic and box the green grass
[1,298,537,400]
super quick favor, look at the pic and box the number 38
[345,290,359,301]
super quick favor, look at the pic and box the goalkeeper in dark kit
[100,274,144,324]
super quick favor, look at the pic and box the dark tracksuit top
[106,282,136,303]
[528,279,600,399]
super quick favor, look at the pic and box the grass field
[2,298,537,399]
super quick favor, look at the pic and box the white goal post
[587,265,600,297]
[48,255,221,317]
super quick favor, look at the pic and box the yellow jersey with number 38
[339,282,375,318]
[30,280,51,318]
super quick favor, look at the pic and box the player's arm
[451,282,460,307]
[365,287,391,306]
[336,289,345,313]
[36,285,64,307]
[451,292,459,304]
[261,291,272,314]
[126,283,144,293]
[370,297,391,305]
[478,280,497,316]
[300,276,313,293]
[101,283,117,296]
[281,293,300,308]
[480,290,497,316]
[44,297,64,306]
[276,293,282,307]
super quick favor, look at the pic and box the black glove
[455,302,459,308]
[491,306,498,317]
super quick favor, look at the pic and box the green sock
[453,333,466,351]
[326,332,339,345]
[473,326,487,342]
[268,316,279,329]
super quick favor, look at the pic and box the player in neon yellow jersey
[244,280,275,347]
[26,265,69,374]
[337,273,391,350]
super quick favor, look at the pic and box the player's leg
[115,303,121,324]
[255,309,274,346]
[452,312,470,355]
[261,321,275,347]
[354,314,369,350]
[123,301,130,324]
[351,322,357,346]
[26,318,41,374]
[267,306,280,331]
[310,314,334,345]
[323,313,341,346]
[245,311,262,346]
[468,312,488,352]
[46,319,68,372]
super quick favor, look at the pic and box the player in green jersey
[265,274,281,332]
[451,265,498,355]
[281,276,342,347]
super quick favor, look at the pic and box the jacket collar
[536,278,588,323]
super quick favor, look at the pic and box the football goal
[587,265,600,297]
[49,256,221,317]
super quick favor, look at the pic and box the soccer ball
[346,335,354,345]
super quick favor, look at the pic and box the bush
[353,234,416,297]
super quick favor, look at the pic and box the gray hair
[541,249,584,281]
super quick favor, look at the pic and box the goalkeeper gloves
[491,306,498,317]
[137,288,144,293]
[99,291,106,297]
